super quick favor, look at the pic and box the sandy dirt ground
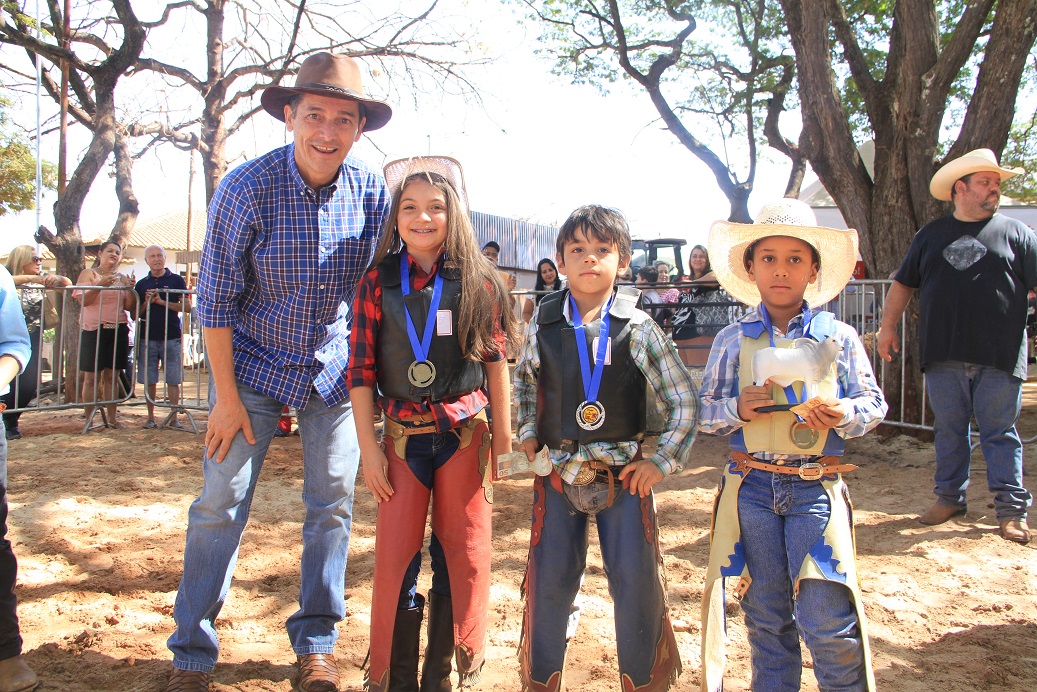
[4,385,1036,691]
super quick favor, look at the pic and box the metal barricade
[137,287,206,433]
[5,284,208,435]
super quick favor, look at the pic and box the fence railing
[4,284,207,434]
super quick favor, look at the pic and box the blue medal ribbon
[569,293,613,405]
[400,251,445,367]
[759,303,813,415]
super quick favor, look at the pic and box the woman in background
[1,246,72,439]
[522,257,564,323]
[671,244,728,367]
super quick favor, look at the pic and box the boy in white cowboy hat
[878,148,1034,545]
[166,52,392,692]
[698,198,887,692]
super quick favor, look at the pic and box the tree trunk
[109,128,139,245]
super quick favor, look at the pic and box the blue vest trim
[808,537,848,583]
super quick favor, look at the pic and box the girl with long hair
[347,156,518,691]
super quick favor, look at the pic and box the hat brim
[929,156,1024,201]
[384,156,468,213]
[261,85,393,131]
[708,220,859,307]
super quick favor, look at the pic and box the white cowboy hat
[383,155,469,212]
[708,198,859,307]
[929,148,1024,201]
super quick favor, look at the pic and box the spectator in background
[522,258,564,323]
[654,260,672,283]
[75,241,136,430]
[671,244,728,367]
[0,265,37,692]
[481,241,500,265]
[635,265,671,325]
[2,246,72,440]
[135,245,187,430]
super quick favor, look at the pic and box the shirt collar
[740,303,814,339]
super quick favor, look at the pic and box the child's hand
[362,446,394,503]
[737,384,775,421]
[800,399,848,430]
[520,437,540,462]
[618,460,663,498]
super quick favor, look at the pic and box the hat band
[295,82,367,100]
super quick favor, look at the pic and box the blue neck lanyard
[569,293,613,404]
[759,303,812,407]
[399,251,445,364]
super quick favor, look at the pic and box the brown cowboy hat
[261,52,393,131]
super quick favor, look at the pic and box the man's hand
[800,399,848,431]
[876,326,899,362]
[737,383,775,421]
[362,446,394,503]
[520,437,540,461]
[204,394,255,463]
[618,460,664,498]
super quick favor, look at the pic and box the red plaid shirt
[347,253,505,432]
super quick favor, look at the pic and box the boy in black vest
[513,205,696,691]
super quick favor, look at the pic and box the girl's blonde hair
[371,172,519,359]
[4,245,36,276]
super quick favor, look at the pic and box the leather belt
[729,450,857,481]
[384,416,438,437]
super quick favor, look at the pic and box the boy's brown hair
[555,205,632,264]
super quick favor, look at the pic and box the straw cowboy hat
[708,198,859,307]
[929,148,1024,201]
[261,52,393,131]
[384,156,469,212]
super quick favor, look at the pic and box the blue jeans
[398,430,459,609]
[737,468,865,692]
[167,381,360,672]
[924,361,1032,521]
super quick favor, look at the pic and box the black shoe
[4,428,21,441]
[421,592,454,691]
[389,593,424,691]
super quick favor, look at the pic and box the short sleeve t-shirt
[895,213,1037,380]
[135,269,187,341]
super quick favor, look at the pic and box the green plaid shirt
[514,297,698,484]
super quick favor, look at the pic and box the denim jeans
[0,420,23,661]
[524,473,672,688]
[924,361,1032,521]
[737,468,866,692]
[397,430,459,609]
[167,381,360,672]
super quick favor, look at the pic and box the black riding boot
[420,591,454,691]
[389,593,425,692]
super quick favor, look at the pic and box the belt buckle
[571,463,596,486]
[798,462,824,481]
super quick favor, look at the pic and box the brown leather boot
[298,653,340,692]
[0,655,37,692]
[164,667,209,692]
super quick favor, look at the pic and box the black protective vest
[376,254,485,402]
[536,286,648,452]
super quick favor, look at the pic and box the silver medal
[408,360,436,388]
[790,422,820,450]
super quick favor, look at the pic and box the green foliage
[1001,113,1037,204]
[0,96,56,216]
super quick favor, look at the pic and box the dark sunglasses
[31,256,43,262]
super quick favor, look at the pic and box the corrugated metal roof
[126,209,208,251]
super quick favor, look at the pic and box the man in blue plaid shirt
[165,53,393,692]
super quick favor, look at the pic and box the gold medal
[572,463,597,486]
[576,400,606,431]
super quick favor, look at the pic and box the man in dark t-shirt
[878,149,1034,544]
[134,244,187,429]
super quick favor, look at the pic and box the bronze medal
[576,400,606,431]
[407,360,436,388]
[790,422,820,450]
